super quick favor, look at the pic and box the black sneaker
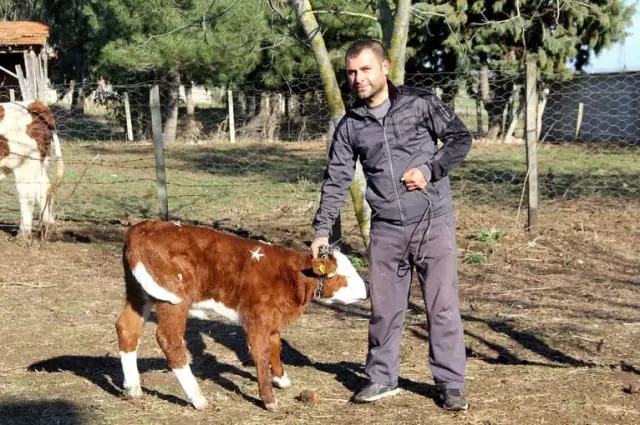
[353,382,400,403]
[439,387,469,411]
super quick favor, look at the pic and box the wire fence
[0,69,638,240]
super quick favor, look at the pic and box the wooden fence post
[124,92,134,141]
[525,58,539,233]
[30,50,44,100]
[575,102,584,140]
[9,89,15,102]
[15,65,28,100]
[150,85,169,220]
[228,89,235,143]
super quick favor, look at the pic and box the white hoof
[191,395,208,410]
[125,383,143,397]
[265,399,278,411]
[272,373,291,389]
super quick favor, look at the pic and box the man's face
[346,49,389,103]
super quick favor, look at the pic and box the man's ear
[312,258,337,276]
[382,59,390,76]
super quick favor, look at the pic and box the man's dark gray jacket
[313,82,472,238]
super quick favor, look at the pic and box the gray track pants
[365,211,466,389]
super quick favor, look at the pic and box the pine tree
[408,0,635,140]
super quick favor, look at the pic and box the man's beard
[354,80,385,100]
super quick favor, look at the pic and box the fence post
[30,50,44,101]
[123,92,134,141]
[228,89,235,143]
[23,51,34,99]
[525,58,539,233]
[15,65,28,100]
[575,102,584,140]
[150,85,169,220]
[9,89,15,102]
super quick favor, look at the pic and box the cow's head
[311,249,368,304]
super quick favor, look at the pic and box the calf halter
[314,245,336,298]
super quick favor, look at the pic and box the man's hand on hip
[310,236,329,258]
[401,168,427,191]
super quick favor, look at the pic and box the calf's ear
[311,258,337,276]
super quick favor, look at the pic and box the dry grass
[0,141,638,424]
[0,197,637,425]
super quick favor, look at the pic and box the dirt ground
[0,198,638,425]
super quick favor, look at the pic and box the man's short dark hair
[345,39,387,63]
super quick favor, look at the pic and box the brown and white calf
[115,220,368,411]
[0,101,64,238]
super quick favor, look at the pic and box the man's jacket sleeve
[419,95,473,182]
[312,118,356,238]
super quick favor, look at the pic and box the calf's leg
[246,324,277,410]
[116,298,151,397]
[13,161,39,238]
[37,168,55,236]
[269,331,291,389]
[155,302,207,410]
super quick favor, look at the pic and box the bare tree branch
[142,22,195,46]
[141,0,239,46]
[410,6,464,51]
[267,0,288,21]
[313,9,378,21]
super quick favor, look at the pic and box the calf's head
[311,250,368,304]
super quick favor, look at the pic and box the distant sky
[585,1,640,72]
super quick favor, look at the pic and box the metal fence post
[150,84,169,220]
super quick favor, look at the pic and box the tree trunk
[180,80,202,143]
[504,85,524,143]
[475,95,484,135]
[481,64,512,142]
[480,63,490,105]
[163,73,180,144]
[291,0,371,247]
[71,45,86,114]
[378,0,394,48]
[386,0,411,85]
[185,82,195,118]
[440,77,457,109]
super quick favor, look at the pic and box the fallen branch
[3,282,57,288]
[498,285,565,296]
[496,313,526,319]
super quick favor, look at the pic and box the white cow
[0,100,64,238]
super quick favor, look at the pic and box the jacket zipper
[380,117,406,224]
[394,114,439,202]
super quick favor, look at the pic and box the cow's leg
[13,160,40,239]
[246,324,277,411]
[116,297,151,397]
[155,302,207,410]
[37,165,55,234]
[269,331,291,389]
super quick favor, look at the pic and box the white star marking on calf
[249,247,265,261]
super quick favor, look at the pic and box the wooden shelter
[0,21,52,101]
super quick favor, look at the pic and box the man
[310,39,472,411]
